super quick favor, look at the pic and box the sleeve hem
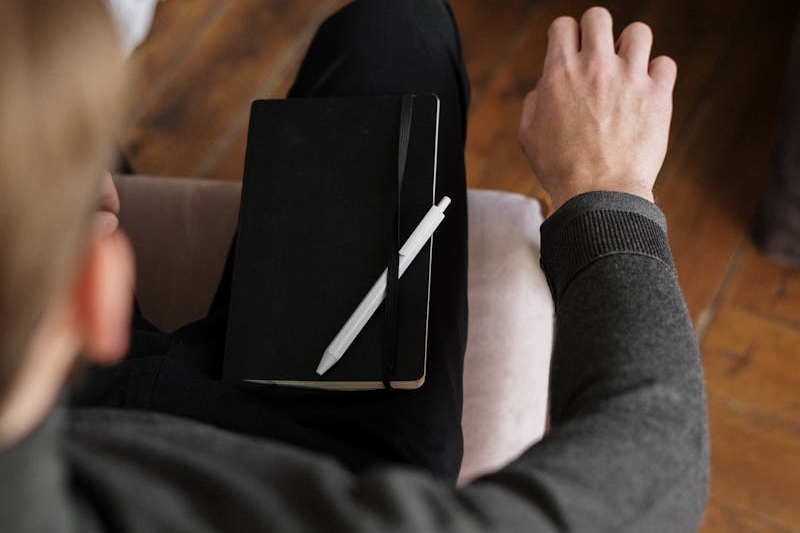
[540,192,675,301]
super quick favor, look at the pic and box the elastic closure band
[382,94,414,389]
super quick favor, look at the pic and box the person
[0,0,709,532]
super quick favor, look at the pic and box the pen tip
[316,350,339,376]
[438,196,451,211]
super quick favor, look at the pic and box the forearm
[462,192,709,532]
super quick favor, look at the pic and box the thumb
[518,88,539,148]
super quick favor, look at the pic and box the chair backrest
[115,174,241,331]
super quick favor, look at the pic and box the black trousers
[73,0,470,484]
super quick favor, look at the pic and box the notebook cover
[223,95,440,389]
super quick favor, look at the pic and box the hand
[518,7,677,210]
[94,171,121,237]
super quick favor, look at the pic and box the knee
[323,0,460,56]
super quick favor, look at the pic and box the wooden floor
[124,0,800,531]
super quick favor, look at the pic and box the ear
[71,231,135,365]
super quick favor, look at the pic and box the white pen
[316,196,451,376]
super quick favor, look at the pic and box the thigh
[288,0,470,121]
[291,0,471,482]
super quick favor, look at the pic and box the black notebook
[223,94,441,389]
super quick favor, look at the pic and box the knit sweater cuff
[540,191,675,301]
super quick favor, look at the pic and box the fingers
[577,8,676,91]
[546,16,579,63]
[580,7,614,56]
[649,55,678,91]
[617,22,653,71]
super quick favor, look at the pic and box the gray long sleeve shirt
[0,191,709,532]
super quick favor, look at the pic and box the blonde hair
[0,0,126,405]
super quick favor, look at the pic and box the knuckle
[585,57,614,86]
[546,60,570,82]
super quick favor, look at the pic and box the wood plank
[653,0,796,320]
[463,0,648,202]
[701,304,800,425]
[727,244,800,328]
[707,395,800,531]
[123,0,338,177]
[700,500,798,533]
[448,0,533,105]
[205,123,248,180]
[641,0,750,147]
[127,0,231,116]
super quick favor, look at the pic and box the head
[0,0,132,443]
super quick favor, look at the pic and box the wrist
[540,190,673,301]
[550,185,654,211]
